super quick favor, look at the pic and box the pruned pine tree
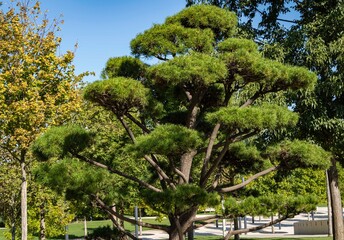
[187,1,344,239]
[33,5,331,240]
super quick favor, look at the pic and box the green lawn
[0,229,5,240]
[0,218,170,239]
[195,238,332,240]
[0,221,333,240]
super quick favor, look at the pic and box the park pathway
[138,207,331,239]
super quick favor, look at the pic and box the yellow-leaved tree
[0,1,85,239]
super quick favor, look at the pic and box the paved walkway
[137,207,331,239]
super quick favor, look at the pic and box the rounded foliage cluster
[83,77,149,115]
[130,124,203,157]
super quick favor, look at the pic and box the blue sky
[39,0,186,82]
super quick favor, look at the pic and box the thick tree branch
[224,214,292,240]
[216,166,278,193]
[179,150,197,184]
[200,138,231,187]
[155,55,168,61]
[116,114,174,189]
[200,123,221,183]
[198,141,225,153]
[194,214,219,223]
[117,115,136,142]
[125,113,150,134]
[175,217,184,240]
[241,89,263,108]
[93,194,169,232]
[276,18,297,24]
[186,89,205,128]
[232,131,258,143]
[144,155,176,190]
[184,88,192,101]
[107,213,138,240]
[74,153,162,192]
[174,168,188,183]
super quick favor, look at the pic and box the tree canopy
[33,5,331,240]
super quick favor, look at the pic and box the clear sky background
[38,0,186,82]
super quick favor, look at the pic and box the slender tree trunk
[326,170,333,236]
[10,200,16,240]
[187,223,194,240]
[328,160,344,240]
[233,217,240,240]
[11,222,16,240]
[21,160,27,240]
[39,202,46,240]
[84,216,87,238]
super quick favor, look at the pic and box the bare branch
[200,123,221,182]
[200,138,231,187]
[107,213,137,240]
[194,214,219,222]
[115,115,176,189]
[224,214,292,240]
[125,113,150,134]
[93,194,169,232]
[216,166,278,193]
[74,153,162,193]
[276,18,297,24]
[117,116,136,142]
[144,155,176,190]
[232,131,258,143]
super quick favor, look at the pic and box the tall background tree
[33,5,330,240]
[0,1,85,239]
[187,1,344,239]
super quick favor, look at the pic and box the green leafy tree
[27,181,74,240]
[33,5,331,240]
[0,1,85,239]
[34,103,146,239]
[0,160,21,240]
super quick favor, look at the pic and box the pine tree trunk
[169,230,181,240]
[328,160,344,240]
[21,161,27,240]
[168,209,197,240]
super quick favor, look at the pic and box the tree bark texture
[233,217,240,240]
[168,208,197,240]
[21,161,27,240]
[39,202,46,240]
[328,160,344,240]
